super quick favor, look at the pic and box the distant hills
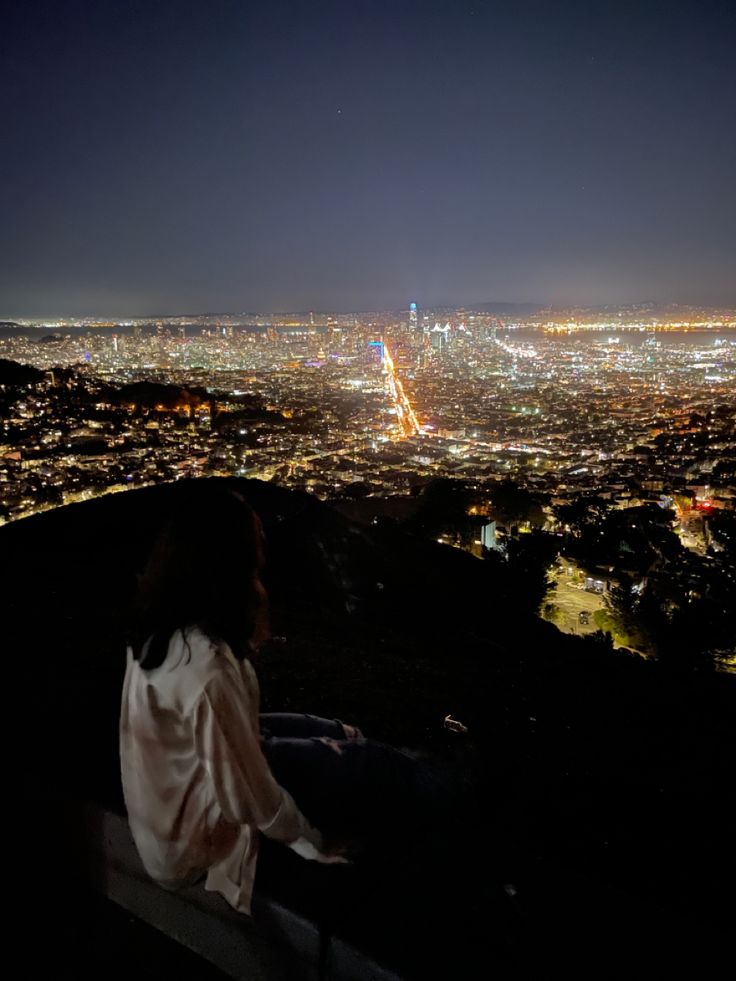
[463,302,546,315]
[2,301,734,326]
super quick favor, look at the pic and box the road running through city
[382,343,421,438]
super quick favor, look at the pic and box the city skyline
[2,310,734,666]
[4,298,736,325]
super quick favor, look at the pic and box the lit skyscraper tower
[409,301,418,331]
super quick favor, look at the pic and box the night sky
[2,0,734,317]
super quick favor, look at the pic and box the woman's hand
[315,848,352,865]
[289,835,352,864]
[317,842,353,864]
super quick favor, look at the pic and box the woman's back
[121,628,250,885]
[121,490,339,913]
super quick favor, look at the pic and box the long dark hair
[130,488,268,669]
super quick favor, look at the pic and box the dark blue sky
[2,0,734,316]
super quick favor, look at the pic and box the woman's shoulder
[153,627,241,703]
[195,628,257,687]
[141,626,237,683]
[178,626,237,671]
[125,628,247,715]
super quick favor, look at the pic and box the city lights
[0,306,734,530]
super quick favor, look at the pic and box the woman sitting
[120,490,352,915]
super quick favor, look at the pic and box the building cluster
[1,313,734,548]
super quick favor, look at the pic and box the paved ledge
[65,801,404,981]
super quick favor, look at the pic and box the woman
[120,489,352,916]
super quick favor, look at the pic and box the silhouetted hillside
[466,302,545,315]
[4,478,734,974]
[114,380,209,408]
[0,357,44,385]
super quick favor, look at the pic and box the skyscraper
[409,301,418,331]
[430,323,448,353]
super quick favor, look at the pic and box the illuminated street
[382,343,421,439]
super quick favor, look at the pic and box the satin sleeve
[194,666,318,845]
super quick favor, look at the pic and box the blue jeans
[260,712,353,743]
[259,713,432,848]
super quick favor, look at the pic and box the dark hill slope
[3,478,733,973]
[0,357,45,385]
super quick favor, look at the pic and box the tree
[707,510,736,560]
[605,575,656,652]
[503,530,560,615]
[554,495,611,535]
[489,480,539,530]
[343,481,371,500]
[407,479,473,539]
